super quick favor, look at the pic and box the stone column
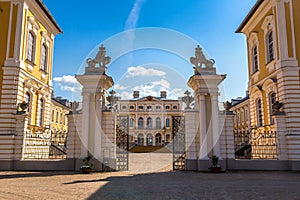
[81,92,90,158]
[94,92,103,160]
[199,94,208,159]
[211,94,221,158]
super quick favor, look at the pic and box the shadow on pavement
[85,171,300,200]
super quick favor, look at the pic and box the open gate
[173,116,186,170]
[116,116,129,171]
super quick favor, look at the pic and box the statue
[190,45,215,75]
[94,45,111,68]
[85,44,111,75]
[182,90,194,110]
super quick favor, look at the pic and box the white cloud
[53,75,77,84]
[53,75,79,92]
[114,84,128,91]
[126,66,166,78]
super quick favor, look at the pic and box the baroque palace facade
[0,0,70,161]
[117,91,183,147]
[230,0,300,161]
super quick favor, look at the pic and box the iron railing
[234,128,278,160]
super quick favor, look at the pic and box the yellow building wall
[22,10,53,85]
[0,2,11,102]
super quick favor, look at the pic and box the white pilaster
[211,94,221,158]
[81,92,90,158]
[199,94,208,159]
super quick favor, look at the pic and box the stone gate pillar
[188,45,226,171]
[75,45,114,167]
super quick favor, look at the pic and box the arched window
[40,43,48,71]
[138,117,143,128]
[266,31,274,63]
[146,134,153,146]
[269,92,276,124]
[156,117,161,129]
[130,118,134,127]
[37,98,44,126]
[155,133,162,146]
[166,118,170,127]
[27,32,35,62]
[137,133,144,146]
[165,105,170,110]
[256,99,263,127]
[252,45,258,72]
[147,117,152,128]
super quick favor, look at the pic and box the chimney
[160,91,167,99]
[133,91,140,99]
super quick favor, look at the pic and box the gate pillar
[75,45,114,168]
[188,45,226,170]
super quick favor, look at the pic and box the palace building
[0,0,68,161]
[117,91,183,147]
[230,0,300,160]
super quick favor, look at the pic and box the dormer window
[147,105,152,110]
[130,105,134,110]
[166,106,170,110]
[173,105,178,110]
[138,106,144,110]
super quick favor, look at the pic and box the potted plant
[80,156,94,174]
[209,155,222,173]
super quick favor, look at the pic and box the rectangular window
[40,44,48,71]
[27,32,35,62]
[256,99,263,127]
[253,46,258,72]
[267,31,274,63]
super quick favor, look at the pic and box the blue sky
[43,0,257,102]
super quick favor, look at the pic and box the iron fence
[234,128,278,160]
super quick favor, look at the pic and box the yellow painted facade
[236,0,300,132]
[0,0,63,160]
[0,0,62,131]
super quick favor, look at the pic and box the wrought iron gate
[116,116,129,171]
[173,116,186,170]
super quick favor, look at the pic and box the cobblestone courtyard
[0,170,299,200]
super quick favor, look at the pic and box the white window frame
[261,15,276,64]
[249,32,259,74]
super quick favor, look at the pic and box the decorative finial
[182,90,194,110]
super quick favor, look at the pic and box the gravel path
[0,171,300,200]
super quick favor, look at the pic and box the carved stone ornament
[190,45,216,75]
[85,44,111,75]
[182,90,194,110]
